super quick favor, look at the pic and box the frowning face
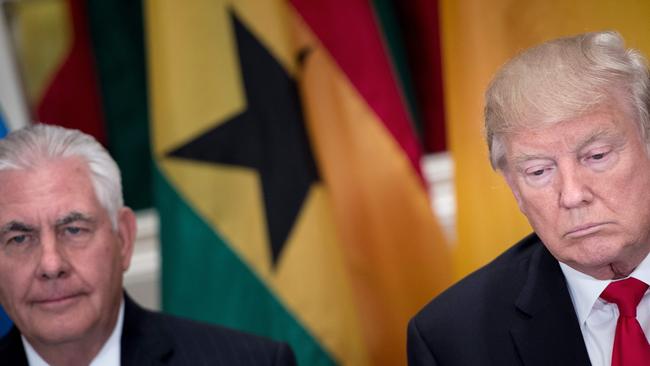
[502,108,650,279]
[0,157,135,348]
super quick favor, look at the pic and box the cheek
[71,240,122,288]
[0,265,32,311]
[517,189,556,221]
[603,162,650,211]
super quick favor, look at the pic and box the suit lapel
[121,294,174,365]
[510,243,591,366]
[0,327,29,366]
[0,295,174,366]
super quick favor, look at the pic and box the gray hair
[485,30,650,170]
[0,124,123,228]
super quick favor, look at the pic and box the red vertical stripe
[37,0,106,145]
[290,0,423,172]
[394,0,447,152]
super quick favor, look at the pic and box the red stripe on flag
[37,0,106,145]
[394,0,446,152]
[290,0,422,172]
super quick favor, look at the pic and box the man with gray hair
[0,124,296,365]
[408,31,650,366]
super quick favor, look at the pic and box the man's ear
[116,207,137,272]
[501,169,526,214]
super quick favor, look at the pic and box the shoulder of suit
[0,326,28,365]
[135,305,292,360]
[411,233,544,324]
[122,294,294,365]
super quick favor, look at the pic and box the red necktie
[600,277,650,366]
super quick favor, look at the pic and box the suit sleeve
[407,318,439,366]
[273,342,297,366]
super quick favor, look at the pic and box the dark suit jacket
[408,233,592,366]
[0,294,296,366]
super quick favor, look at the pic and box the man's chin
[20,312,92,346]
[560,250,638,279]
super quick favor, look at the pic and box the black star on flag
[168,12,319,267]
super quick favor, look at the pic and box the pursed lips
[563,222,612,238]
[30,291,86,309]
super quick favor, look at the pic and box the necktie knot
[600,277,648,317]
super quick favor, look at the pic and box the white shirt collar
[560,252,650,325]
[22,298,125,366]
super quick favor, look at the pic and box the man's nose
[558,165,594,209]
[37,233,70,280]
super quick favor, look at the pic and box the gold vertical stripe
[145,1,369,363]
[11,0,70,105]
[296,13,452,365]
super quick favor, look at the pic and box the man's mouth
[31,292,84,311]
[564,222,611,238]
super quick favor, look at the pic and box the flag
[7,0,152,210]
[0,3,31,335]
[376,0,447,153]
[0,3,30,131]
[0,113,7,137]
[145,1,451,365]
[85,0,152,210]
[440,0,650,278]
[0,111,10,337]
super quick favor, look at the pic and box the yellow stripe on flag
[147,1,368,363]
[295,12,451,366]
[11,0,70,106]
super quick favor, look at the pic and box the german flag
[145,1,451,364]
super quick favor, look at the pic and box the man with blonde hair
[0,124,295,365]
[408,31,650,365]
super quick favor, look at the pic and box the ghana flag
[145,1,451,365]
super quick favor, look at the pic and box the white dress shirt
[560,254,650,366]
[22,299,125,366]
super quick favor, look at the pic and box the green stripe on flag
[87,0,152,211]
[371,0,423,140]
[153,166,336,366]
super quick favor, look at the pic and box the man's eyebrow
[0,221,37,235]
[55,212,96,227]
[573,128,624,153]
[510,153,551,166]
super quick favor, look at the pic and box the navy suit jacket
[0,294,296,365]
[408,233,592,365]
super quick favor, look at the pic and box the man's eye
[526,167,548,177]
[65,227,82,235]
[7,234,30,246]
[522,164,554,186]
